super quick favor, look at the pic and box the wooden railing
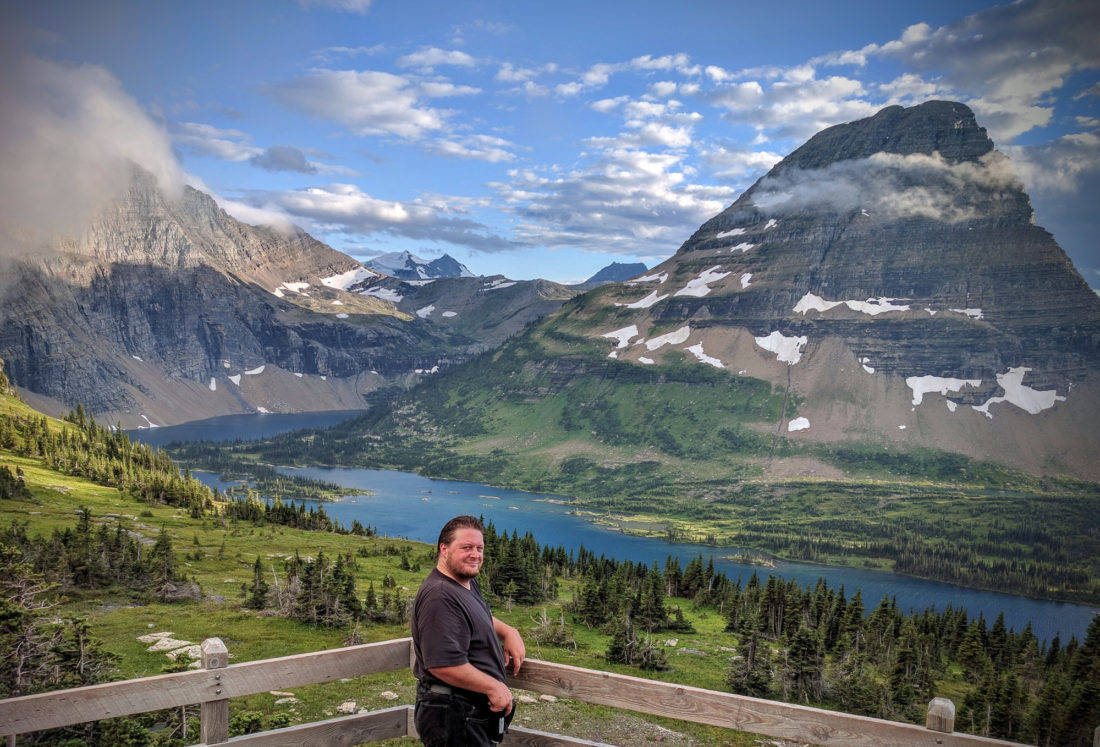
[0,636,1028,746]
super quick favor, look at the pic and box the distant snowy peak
[365,250,475,280]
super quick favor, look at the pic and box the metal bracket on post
[926,697,955,736]
[200,637,230,745]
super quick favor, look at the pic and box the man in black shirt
[412,515,526,746]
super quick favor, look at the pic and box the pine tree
[783,625,824,703]
[726,630,773,698]
[246,556,268,610]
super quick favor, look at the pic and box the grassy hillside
[192,320,1100,605]
[0,383,759,744]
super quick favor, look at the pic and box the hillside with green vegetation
[183,319,1100,606]
[2,370,1097,745]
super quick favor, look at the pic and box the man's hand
[487,678,514,713]
[494,617,526,676]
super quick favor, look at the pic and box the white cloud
[821,0,1100,141]
[555,81,585,97]
[268,69,445,139]
[496,62,537,82]
[419,81,481,98]
[396,47,477,73]
[556,53,700,96]
[490,147,736,256]
[710,73,876,140]
[647,81,679,99]
[702,146,783,179]
[751,151,1022,223]
[429,134,517,163]
[0,54,183,244]
[503,80,549,98]
[591,96,628,113]
[705,65,733,83]
[264,183,518,251]
[174,122,261,161]
[877,73,943,104]
[1075,82,1100,100]
[1003,132,1100,193]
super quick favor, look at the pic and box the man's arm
[493,616,526,675]
[428,663,513,713]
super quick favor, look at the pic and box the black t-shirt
[412,568,507,698]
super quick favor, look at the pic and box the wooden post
[1093,724,1099,747]
[200,637,229,745]
[926,697,955,734]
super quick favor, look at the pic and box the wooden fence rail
[0,636,1031,746]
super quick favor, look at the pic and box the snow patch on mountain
[686,342,723,368]
[619,290,669,309]
[788,417,810,432]
[416,305,435,319]
[674,266,731,298]
[754,331,808,364]
[645,326,691,351]
[626,272,668,285]
[906,375,981,406]
[793,293,909,316]
[602,325,640,349]
[972,367,1065,417]
[321,266,376,290]
[362,287,403,303]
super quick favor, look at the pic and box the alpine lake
[129,410,1099,644]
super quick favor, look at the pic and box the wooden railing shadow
[0,636,1030,746]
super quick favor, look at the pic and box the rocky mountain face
[350,274,581,354]
[578,261,649,288]
[359,101,1100,479]
[364,250,474,279]
[0,167,467,426]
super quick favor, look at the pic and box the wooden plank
[200,638,230,745]
[0,638,412,736]
[503,725,613,746]
[508,659,1023,747]
[221,706,409,746]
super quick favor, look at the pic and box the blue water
[125,410,363,447]
[191,464,1097,644]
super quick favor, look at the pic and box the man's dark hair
[436,515,484,556]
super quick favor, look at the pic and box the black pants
[414,685,515,746]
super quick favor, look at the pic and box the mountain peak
[364,250,474,279]
[584,261,648,285]
[772,101,993,176]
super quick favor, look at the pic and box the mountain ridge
[323,100,1100,480]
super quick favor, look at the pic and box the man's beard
[444,554,479,581]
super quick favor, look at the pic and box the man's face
[440,527,484,581]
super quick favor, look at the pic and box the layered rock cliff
[0,166,465,425]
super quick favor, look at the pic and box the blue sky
[2,0,1098,285]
